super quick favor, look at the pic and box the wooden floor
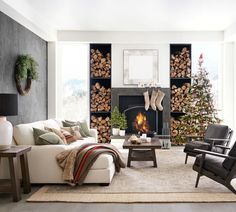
[0,186,236,212]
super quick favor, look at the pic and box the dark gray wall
[0,11,47,125]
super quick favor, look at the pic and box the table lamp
[0,94,18,150]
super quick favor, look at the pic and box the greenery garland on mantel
[15,54,38,96]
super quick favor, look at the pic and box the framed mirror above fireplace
[123,49,159,85]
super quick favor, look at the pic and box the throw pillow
[33,128,64,145]
[45,127,67,144]
[62,121,88,137]
[36,132,64,145]
[33,128,49,143]
[61,128,83,144]
[64,120,92,137]
[79,121,92,137]
[222,141,236,170]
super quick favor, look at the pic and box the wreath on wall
[15,55,38,96]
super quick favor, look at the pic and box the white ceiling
[2,0,236,32]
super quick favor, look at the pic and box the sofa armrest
[89,129,98,142]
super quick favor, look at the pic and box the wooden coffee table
[123,137,161,168]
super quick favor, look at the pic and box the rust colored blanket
[56,143,125,185]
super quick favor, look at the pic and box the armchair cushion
[184,141,211,153]
[194,154,229,179]
[223,142,236,170]
[205,124,229,142]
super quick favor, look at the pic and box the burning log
[91,82,111,112]
[91,116,111,143]
[171,83,190,112]
[90,49,111,78]
[133,112,150,134]
[170,47,191,78]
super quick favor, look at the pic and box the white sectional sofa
[0,119,115,184]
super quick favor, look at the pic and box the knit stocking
[143,91,150,111]
[155,90,165,111]
[150,90,158,110]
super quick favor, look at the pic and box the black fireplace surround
[111,88,170,135]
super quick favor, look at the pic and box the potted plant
[119,113,127,136]
[111,106,121,135]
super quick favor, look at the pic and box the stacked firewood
[171,118,181,138]
[91,82,111,112]
[91,116,111,143]
[90,49,111,78]
[171,83,190,112]
[170,47,191,78]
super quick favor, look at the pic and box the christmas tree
[175,53,221,144]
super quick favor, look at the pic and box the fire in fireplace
[133,112,150,133]
[124,105,157,135]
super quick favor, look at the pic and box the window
[192,43,222,116]
[57,43,89,121]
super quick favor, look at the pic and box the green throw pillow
[33,128,49,143]
[62,120,91,137]
[37,132,64,145]
[79,121,92,137]
[33,128,64,145]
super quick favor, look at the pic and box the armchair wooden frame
[194,149,236,194]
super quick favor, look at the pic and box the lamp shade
[0,94,18,116]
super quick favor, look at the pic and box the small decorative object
[111,106,121,135]
[119,113,127,136]
[162,122,170,135]
[141,133,147,139]
[128,134,141,144]
[143,91,150,111]
[150,90,158,110]
[15,54,38,96]
[0,94,18,150]
[146,137,151,143]
[155,90,165,111]
[161,139,171,149]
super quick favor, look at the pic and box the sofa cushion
[194,154,229,179]
[14,121,44,145]
[43,119,61,130]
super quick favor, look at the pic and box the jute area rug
[28,147,236,203]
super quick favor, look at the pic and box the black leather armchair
[183,124,233,164]
[193,141,236,194]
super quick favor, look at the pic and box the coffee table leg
[20,153,31,194]
[152,149,157,168]
[8,157,21,202]
[127,149,132,167]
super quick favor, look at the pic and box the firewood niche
[170,44,192,144]
[90,44,112,143]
